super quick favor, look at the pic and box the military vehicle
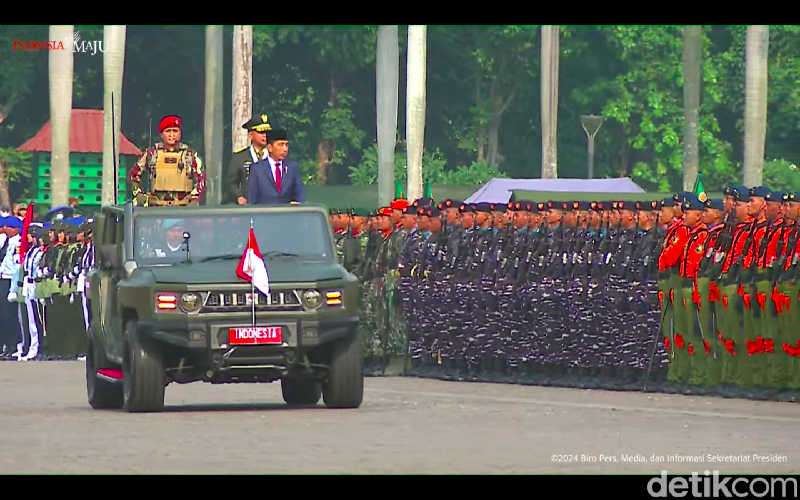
[84,202,362,412]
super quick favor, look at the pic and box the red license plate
[228,326,282,345]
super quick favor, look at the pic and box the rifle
[640,211,661,283]
[619,216,640,282]
[726,216,757,284]
[701,205,736,280]
[768,217,789,283]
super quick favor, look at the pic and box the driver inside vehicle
[147,218,188,258]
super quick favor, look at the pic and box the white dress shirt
[266,156,282,183]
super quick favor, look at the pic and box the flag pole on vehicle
[250,218,255,327]
[236,219,270,328]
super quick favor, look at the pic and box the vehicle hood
[140,259,347,284]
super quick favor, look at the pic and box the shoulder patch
[234,146,248,153]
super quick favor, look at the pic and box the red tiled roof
[16,108,142,155]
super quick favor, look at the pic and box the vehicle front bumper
[136,315,358,351]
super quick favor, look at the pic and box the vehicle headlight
[301,289,322,309]
[180,292,200,312]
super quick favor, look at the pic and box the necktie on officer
[275,162,282,193]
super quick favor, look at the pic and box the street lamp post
[581,115,604,179]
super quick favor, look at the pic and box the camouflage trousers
[359,280,379,358]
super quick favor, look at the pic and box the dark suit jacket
[246,157,306,205]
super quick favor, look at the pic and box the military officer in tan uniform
[129,115,205,206]
[226,114,272,205]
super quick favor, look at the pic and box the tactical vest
[151,150,193,193]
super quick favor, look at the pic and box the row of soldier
[331,186,800,390]
[0,211,94,361]
[660,186,800,390]
[330,196,666,374]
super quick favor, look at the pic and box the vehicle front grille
[202,289,302,313]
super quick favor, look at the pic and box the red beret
[159,116,181,133]
[390,199,409,210]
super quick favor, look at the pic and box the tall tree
[102,25,126,205]
[406,25,427,201]
[681,26,702,191]
[232,26,253,152]
[204,25,224,205]
[0,25,41,206]
[376,25,399,206]
[50,25,74,208]
[743,25,769,187]
[540,26,559,178]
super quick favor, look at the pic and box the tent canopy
[464,178,645,203]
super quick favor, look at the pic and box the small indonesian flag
[236,227,270,296]
[19,202,34,259]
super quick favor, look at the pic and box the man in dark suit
[246,129,306,205]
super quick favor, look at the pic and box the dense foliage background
[1,25,798,203]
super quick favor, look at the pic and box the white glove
[7,291,17,302]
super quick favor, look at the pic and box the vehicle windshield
[133,211,333,263]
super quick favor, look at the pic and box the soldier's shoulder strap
[233,146,249,154]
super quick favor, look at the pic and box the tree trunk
[232,26,253,152]
[743,25,769,187]
[102,25,126,205]
[405,25,427,201]
[485,74,516,167]
[681,26,702,192]
[540,26,559,179]
[204,25,224,205]
[50,25,74,208]
[475,68,485,164]
[376,25,399,206]
[315,76,337,185]
[0,100,16,206]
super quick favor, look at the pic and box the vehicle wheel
[281,377,322,406]
[86,336,123,409]
[322,333,363,409]
[122,318,166,413]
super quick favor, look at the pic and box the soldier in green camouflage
[377,204,416,369]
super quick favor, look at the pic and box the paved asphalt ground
[1,361,799,474]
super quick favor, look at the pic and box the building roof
[16,109,142,155]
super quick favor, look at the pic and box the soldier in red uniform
[702,198,726,250]
[680,196,709,280]
[658,194,691,273]
[742,186,771,270]
[762,191,790,268]
[721,186,754,274]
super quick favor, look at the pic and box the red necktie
[275,162,282,193]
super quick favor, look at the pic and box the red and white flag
[236,227,270,296]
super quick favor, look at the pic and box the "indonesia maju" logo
[13,31,104,55]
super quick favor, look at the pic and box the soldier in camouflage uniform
[129,115,205,207]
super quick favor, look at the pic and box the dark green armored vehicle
[84,203,362,412]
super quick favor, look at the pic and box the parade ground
[1,362,798,474]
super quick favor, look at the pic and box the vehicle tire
[122,318,166,412]
[281,377,322,406]
[322,333,363,409]
[86,336,123,409]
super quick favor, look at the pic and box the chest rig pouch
[152,150,193,194]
